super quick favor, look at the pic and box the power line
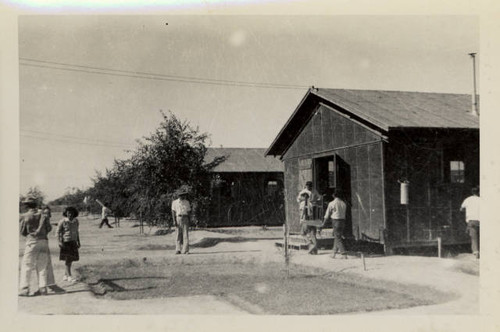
[20,57,308,88]
[19,58,310,90]
[21,131,135,148]
[21,128,135,147]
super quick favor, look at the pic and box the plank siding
[284,158,300,232]
[383,129,479,248]
[282,105,385,237]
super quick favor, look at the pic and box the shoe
[18,288,30,297]
[48,285,66,294]
[183,252,190,255]
[31,290,41,296]
[68,276,79,283]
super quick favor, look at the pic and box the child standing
[56,206,81,283]
[299,192,318,255]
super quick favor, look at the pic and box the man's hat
[21,197,37,204]
[176,185,191,196]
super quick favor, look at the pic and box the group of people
[298,181,347,258]
[19,181,479,295]
[19,185,193,296]
[298,181,481,259]
[19,198,81,296]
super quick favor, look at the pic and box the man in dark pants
[171,186,192,254]
[99,203,113,229]
[460,186,480,258]
[322,190,347,259]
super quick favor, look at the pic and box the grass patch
[78,258,456,315]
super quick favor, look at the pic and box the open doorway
[314,155,336,216]
[313,154,352,236]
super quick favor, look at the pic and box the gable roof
[205,148,284,173]
[266,88,479,156]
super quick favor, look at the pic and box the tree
[88,110,226,227]
[88,158,134,219]
[49,187,88,211]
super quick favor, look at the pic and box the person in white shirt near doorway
[460,186,480,259]
[322,189,347,259]
[297,181,322,236]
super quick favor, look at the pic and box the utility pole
[468,53,479,116]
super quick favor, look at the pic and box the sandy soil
[17,214,479,315]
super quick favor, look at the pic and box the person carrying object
[322,189,347,259]
[19,199,59,296]
[299,191,318,255]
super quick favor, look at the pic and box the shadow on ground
[136,236,279,251]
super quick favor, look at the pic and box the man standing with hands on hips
[171,185,192,255]
[322,189,347,259]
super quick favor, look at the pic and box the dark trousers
[467,220,480,255]
[332,219,346,255]
[176,216,190,253]
[99,218,113,228]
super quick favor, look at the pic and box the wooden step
[275,236,334,250]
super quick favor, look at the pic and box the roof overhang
[265,88,388,157]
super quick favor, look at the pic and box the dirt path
[17,215,479,315]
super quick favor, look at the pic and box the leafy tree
[88,110,226,227]
[49,187,88,211]
[87,159,134,219]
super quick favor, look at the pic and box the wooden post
[427,182,432,241]
[406,205,410,242]
[437,237,442,258]
[283,223,290,277]
[360,252,366,271]
[283,223,288,256]
[140,211,143,234]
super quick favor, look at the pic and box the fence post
[437,237,442,258]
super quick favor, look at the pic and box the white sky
[17,15,480,200]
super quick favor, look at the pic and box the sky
[17,15,480,201]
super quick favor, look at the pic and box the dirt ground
[17,214,479,315]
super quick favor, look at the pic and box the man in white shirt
[323,190,347,259]
[460,187,480,258]
[171,186,192,254]
[99,203,113,229]
[297,181,321,204]
[297,181,321,219]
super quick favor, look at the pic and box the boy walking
[98,201,113,229]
